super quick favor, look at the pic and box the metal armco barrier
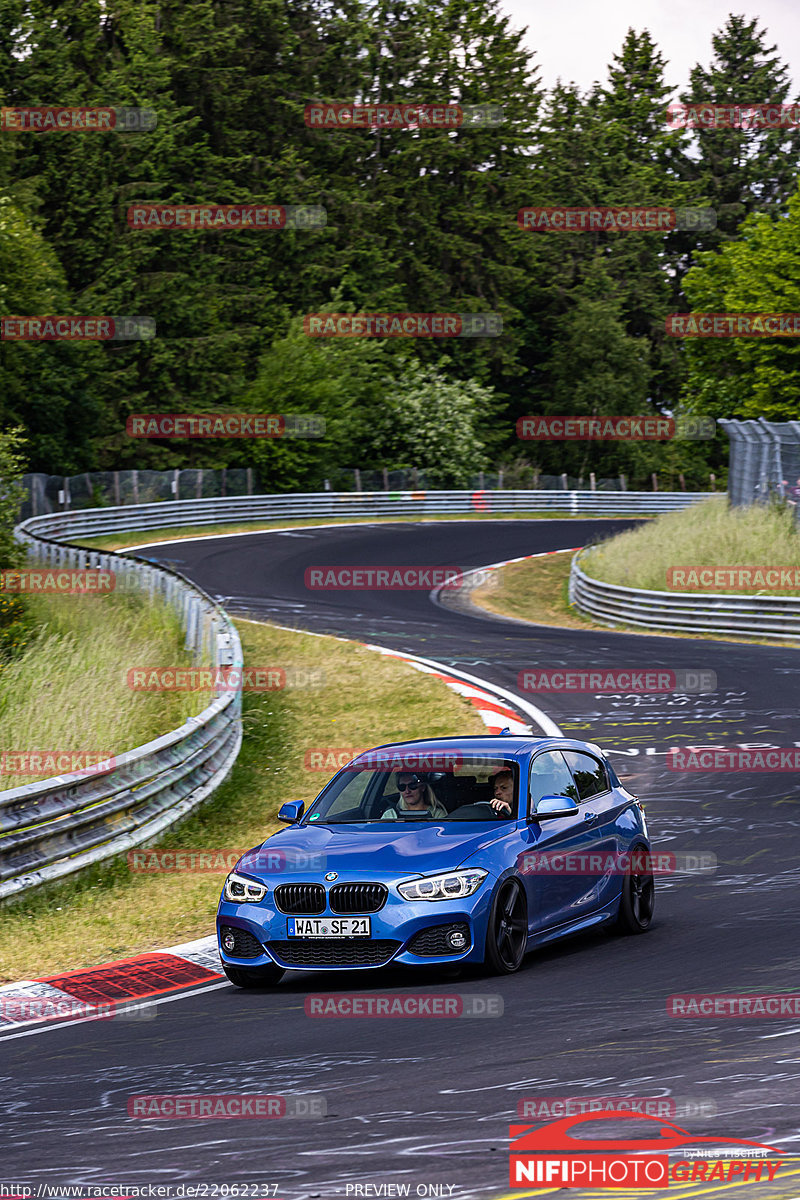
[569,552,800,640]
[1,517,244,901]
[19,489,713,540]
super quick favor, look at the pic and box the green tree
[0,191,106,471]
[0,425,26,568]
[360,357,494,486]
[680,184,800,420]
[242,314,405,491]
[678,15,800,253]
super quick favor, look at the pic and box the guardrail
[21,489,713,539]
[569,552,800,640]
[0,517,243,901]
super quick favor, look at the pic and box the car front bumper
[216,879,497,970]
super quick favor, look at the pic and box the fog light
[222,931,236,953]
[448,929,468,950]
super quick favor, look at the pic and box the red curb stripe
[44,952,222,1002]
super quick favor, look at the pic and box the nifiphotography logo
[508,1112,783,1188]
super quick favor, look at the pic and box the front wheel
[484,877,528,974]
[615,845,655,934]
[223,963,285,988]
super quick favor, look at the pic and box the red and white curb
[2,555,564,1030]
[363,644,561,738]
[0,936,223,1033]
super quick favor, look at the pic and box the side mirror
[531,794,579,820]
[278,800,304,824]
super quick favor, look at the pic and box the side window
[563,751,609,802]
[528,750,579,816]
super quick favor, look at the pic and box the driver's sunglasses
[398,779,421,791]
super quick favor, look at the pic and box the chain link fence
[19,466,688,522]
[20,468,262,521]
[720,418,800,509]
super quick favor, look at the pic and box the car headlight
[397,869,487,902]
[223,871,267,903]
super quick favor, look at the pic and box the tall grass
[0,592,203,786]
[585,496,800,592]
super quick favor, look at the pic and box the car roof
[349,734,607,763]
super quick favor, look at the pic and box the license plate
[287,917,371,938]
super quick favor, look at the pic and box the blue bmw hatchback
[217,735,654,987]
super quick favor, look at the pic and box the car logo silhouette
[510,1112,782,1155]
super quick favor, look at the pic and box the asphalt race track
[5,519,800,1198]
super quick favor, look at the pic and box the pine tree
[678,14,800,251]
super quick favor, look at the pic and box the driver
[489,768,515,815]
[382,772,448,820]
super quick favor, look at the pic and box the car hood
[236,821,512,882]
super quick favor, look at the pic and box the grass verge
[470,513,800,646]
[0,592,200,786]
[583,495,800,593]
[470,551,590,631]
[0,618,485,982]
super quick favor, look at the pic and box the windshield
[305,755,519,824]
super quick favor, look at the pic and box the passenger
[489,768,515,815]
[382,772,448,819]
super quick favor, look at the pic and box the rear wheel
[223,963,285,988]
[615,845,655,933]
[484,877,528,974]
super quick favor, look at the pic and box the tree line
[1,2,798,489]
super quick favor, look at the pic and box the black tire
[483,877,528,974]
[615,845,655,934]
[223,963,285,988]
